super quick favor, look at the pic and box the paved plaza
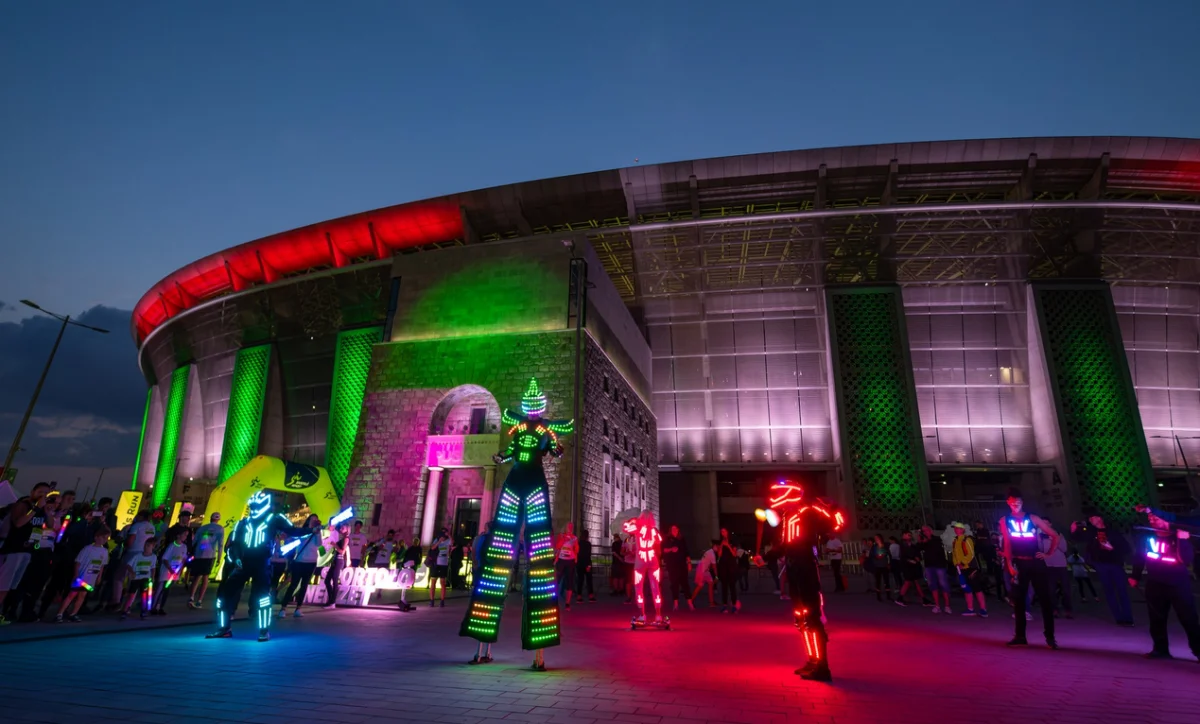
[1,586,1196,724]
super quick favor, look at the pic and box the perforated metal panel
[152,365,191,508]
[326,326,383,495]
[1034,282,1154,526]
[217,345,272,483]
[827,286,929,531]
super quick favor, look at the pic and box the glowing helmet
[521,377,548,417]
[248,490,273,520]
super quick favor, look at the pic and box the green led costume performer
[205,491,311,643]
[460,378,573,670]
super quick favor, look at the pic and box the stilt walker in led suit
[758,480,845,682]
[205,491,314,642]
[459,377,573,671]
[623,510,668,628]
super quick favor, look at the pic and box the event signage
[425,434,499,468]
[302,565,433,607]
[116,490,144,531]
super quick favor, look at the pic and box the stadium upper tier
[133,136,1200,345]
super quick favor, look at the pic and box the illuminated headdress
[248,491,273,520]
[521,377,548,417]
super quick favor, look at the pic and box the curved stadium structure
[131,136,1200,550]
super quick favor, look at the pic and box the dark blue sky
[1,0,1198,471]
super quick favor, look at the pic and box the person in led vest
[205,491,313,642]
[999,488,1060,650]
[459,377,573,671]
[622,510,664,625]
[759,480,845,682]
[1129,510,1200,660]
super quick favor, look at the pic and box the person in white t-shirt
[120,537,159,620]
[279,515,323,618]
[188,512,225,609]
[825,535,845,593]
[57,527,110,623]
[112,511,156,607]
[370,530,397,568]
[152,527,191,614]
[429,529,452,608]
[347,521,369,568]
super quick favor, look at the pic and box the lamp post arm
[2,314,70,474]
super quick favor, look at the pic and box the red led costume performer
[759,480,844,682]
[622,511,669,629]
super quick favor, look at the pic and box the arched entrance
[419,385,501,546]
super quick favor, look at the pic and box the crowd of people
[2,481,1196,662]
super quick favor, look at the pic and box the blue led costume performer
[760,481,845,682]
[206,491,312,642]
[459,378,573,659]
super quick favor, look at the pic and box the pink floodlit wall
[1113,284,1200,468]
[647,290,833,465]
[903,285,1036,464]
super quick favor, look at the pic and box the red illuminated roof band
[132,202,463,343]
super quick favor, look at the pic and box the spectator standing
[347,521,369,568]
[10,490,66,621]
[868,535,892,602]
[1066,549,1098,601]
[717,530,741,613]
[428,527,451,608]
[737,547,751,592]
[662,525,691,609]
[554,522,579,610]
[269,533,290,599]
[622,532,637,603]
[576,527,595,602]
[951,522,988,617]
[324,523,349,608]
[894,530,931,606]
[1041,527,1072,619]
[1071,515,1133,626]
[449,540,467,590]
[0,482,51,624]
[609,533,626,597]
[279,514,322,618]
[888,536,903,592]
[188,512,224,609]
[370,530,398,569]
[825,535,845,592]
[920,525,952,614]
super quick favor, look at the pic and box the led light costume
[1131,525,1200,660]
[459,378,573,654]
[759,481,844,682]
[622,510,667,628]
[206,491,312,642]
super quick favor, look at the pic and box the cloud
[0,306,145,469]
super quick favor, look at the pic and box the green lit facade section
[826,286,929,531]
[325,326,383,496]
[1032,282,1154,526]
[217,345,272,483]
[152,365,191,509]
[130,388,152,491]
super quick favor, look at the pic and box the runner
[347,521,369,567]
[188,512,224,609]
[56,527,110,623]
[430,528,451,608]
[554,522,579,610]
[688,540,720,610]
[120,537,158,620]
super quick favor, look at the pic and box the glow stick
[280,538,305,555]
[74,579,94,592]
[329,506,354,527]
[56,515,72,542]
[164,557,193,588]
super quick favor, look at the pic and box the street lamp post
[1,300,110,478]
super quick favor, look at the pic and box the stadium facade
[131,136,1200,551]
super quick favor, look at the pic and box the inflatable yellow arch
[204,456,343,576]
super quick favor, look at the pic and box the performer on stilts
[758,480,845,682]
[623,510,667,628]
[205,491,320,642]
[459,377,573,671]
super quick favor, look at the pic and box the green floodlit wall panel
[1033,283,1154,527]
[217,345,272,483]
[152,365,191,508]
[130,388,152,490]
[326,326,383,496]
[827,287,929,531]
